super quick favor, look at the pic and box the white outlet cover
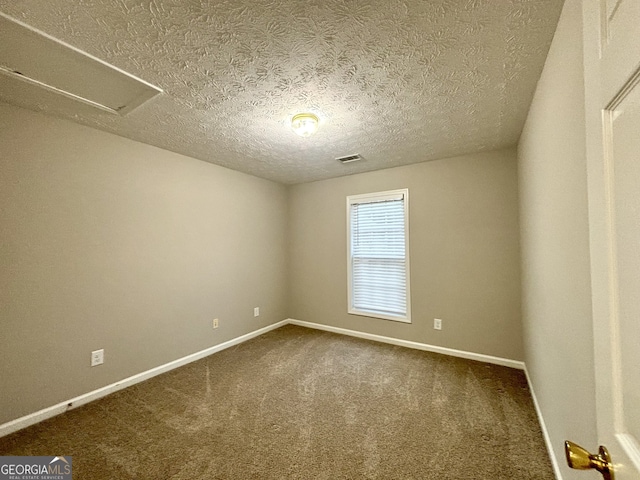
[434,319,442,330]
[91,349,104,366]
[254,307,259,317]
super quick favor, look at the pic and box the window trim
[346,188,411,323]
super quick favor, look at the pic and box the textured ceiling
[0,0,563,184]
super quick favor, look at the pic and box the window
[347,189,411,323]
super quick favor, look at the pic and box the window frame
[346,188,411,323]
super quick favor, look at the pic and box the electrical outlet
[213,318,219,329]
[254,307,260,317]
[91,349,104,366]
[434,318,442,330]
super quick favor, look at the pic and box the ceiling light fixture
[291,113,319,137]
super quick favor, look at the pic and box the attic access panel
[0,12,162,115]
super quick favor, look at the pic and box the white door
[582,0,640,478]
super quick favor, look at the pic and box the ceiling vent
[0,12,162,115]
[336,154,363,164]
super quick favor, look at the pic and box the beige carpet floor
[0,325,555,479]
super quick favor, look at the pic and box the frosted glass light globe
[291,113,319,137]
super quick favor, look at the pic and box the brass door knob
[564,441,614,480]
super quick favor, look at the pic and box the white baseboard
[286,318,525,370]
[0,318,534,441]
[524,366,563,480]
[0,320,288,438]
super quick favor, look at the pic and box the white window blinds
[347,189,410,322]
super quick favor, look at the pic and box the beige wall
[517,0,597,477]
[0,104,289,425]
[289,149,523,361]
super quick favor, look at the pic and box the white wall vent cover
[337,154,363,164]
[0,13,162,115]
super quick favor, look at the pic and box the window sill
[348,308,411,324]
